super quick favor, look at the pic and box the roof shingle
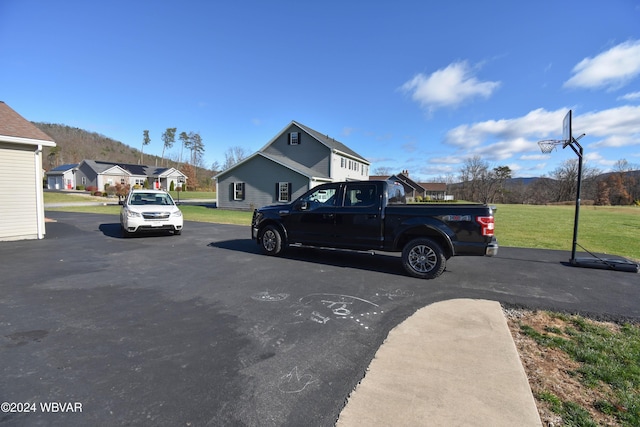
[0,101,55,142]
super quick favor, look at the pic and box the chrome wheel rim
[262,230,276,252]
[408,245,437,273]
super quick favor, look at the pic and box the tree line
[450,156,639,206]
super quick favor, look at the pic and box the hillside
[34,122,165,169]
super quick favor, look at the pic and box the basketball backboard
[562,110,572,147]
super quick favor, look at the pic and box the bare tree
[223,146,248,170]
[373,166,392,176]
[547,159,600,202]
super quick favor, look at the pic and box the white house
[0,101,57,241]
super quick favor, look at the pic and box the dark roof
[294,121,368,163]
[0,101,55,142]
[420,182,447,191]
[84,160,171,176]
[50,163,78,172]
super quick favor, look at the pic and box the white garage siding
[0,144,39,240]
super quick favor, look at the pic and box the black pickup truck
[251,180,498,279]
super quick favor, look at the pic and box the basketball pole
[539,111,638,272]
[565,134,585,265]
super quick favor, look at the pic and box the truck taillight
[477,216,495,236]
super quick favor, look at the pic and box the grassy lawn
[511,311,640,426]
[495,204,640,261]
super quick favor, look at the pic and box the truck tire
[401,238,446,279]
[259,225,284,256]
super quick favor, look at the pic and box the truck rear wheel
[259,225,284,256]
[401,238,446,279]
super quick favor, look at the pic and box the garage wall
[0,143,39,240]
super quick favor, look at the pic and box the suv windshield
[129,193,174,206]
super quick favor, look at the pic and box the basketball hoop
[537,139,566,154]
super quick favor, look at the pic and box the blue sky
[2,0,640,181]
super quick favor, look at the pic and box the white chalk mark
[278,367,318,393]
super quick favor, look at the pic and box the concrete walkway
[336,299,542,426]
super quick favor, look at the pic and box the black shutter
[287,183,292,201]
[296,132,301,144]
[275,182,280,201]
[287,133,291,145]
[230,183,235,201]
[240,183,245,200]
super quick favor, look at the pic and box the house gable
[261,122,333,176]
[216,120,369,210]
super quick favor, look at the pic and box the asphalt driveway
[1,212,638,426]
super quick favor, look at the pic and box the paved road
[1,212,638,426]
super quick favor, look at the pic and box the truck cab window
[345,184,377,207]
[300,185,338,210]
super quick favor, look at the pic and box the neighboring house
[420,182,449,200]
[215,121,370,210]
[71,160,187,191]
[371,170,448,200]
[46,163,78,190]
[0,101,56,241]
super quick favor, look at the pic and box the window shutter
[240,182,245,200]
[287,182,292,201]
[275,182,280,200]
[230,183,235,200]
[296,132,301,144]
[287,133,291,145]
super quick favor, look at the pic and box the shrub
[170,181,175,191]
[93,191,103,197]
[86,186,97,193]
[76,185,85,191]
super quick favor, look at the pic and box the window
[344,184,377,207]
[233,182,245,200]
[288,132,300,145]
[300,184,339,210]
[277,182,291,202]
[81,177,86,185]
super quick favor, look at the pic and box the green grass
[495,204,640,261]
[168,191,216,200]
[521,314,640,426]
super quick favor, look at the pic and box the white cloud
[564,40,640,90]
[618,91,640,101]
[400,61,500,112]
[444,108,568,149]
[577,105,640,148]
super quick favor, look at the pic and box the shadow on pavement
[209,239,405,276]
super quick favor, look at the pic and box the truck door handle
[323,214,335,219]
[367,214,378,219]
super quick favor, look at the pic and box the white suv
[120,189,183,237]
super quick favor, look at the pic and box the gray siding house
[216,121,369,210]
[71,160,187,191]
[46,163,78,189]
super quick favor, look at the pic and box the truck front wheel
[259,225,284,256]
[401,238,446,279]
